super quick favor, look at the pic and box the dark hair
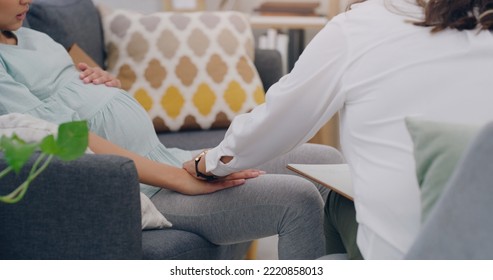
[415,0,493,32]
[348,0,493,32]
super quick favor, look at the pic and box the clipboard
[287,163,354,201]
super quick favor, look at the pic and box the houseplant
[0,120,88,204]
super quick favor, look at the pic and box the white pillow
[140,192,172,229]
[0,113,171,230]
[0,112,59,142]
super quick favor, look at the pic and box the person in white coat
[184,0,493,259]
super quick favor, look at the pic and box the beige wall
[92,0,343,49]
[235,0,329,16]
[93,0,347,16]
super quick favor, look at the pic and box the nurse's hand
[182,158,265,181]
[172,169,251,195]
[77,62,122,88]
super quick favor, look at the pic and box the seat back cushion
[26,0,106,68]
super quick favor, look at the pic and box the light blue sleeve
[0,67,78,124]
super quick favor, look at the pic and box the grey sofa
[0,152,257,259]
[0,0,283,259]
[0,154,142,259]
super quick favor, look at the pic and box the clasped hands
[182,151,265,191]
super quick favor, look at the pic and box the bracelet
[194,150,217,181]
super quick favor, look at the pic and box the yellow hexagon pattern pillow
[99,8,265,132]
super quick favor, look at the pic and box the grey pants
[151,143,344,259]
[324,191,363,259]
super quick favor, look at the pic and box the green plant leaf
[1,120,89,204]
[39,135,58,154]
[0,154,53,204]
[0,134,38,173]
[53,121,89,161]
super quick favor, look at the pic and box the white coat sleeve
[206,22,349,176]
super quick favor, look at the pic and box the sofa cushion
[99,8,265,132]
[26,0,106,68]
[157,129,226,150]
[405,118,480,222]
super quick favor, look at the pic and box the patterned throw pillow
[99,7,265,132]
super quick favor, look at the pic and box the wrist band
[194,150,217,181]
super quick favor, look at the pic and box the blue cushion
[26,0,105,68]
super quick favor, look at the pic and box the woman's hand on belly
[77,63,121,88]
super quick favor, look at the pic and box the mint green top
[0,28,191,197]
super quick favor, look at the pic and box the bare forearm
[88,133,257,195]
[88,133,185,191]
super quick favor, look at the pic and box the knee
[283,176,324,213]
[247,174,324,215]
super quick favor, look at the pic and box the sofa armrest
[254,48,283,92]
[0,153,142,260]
